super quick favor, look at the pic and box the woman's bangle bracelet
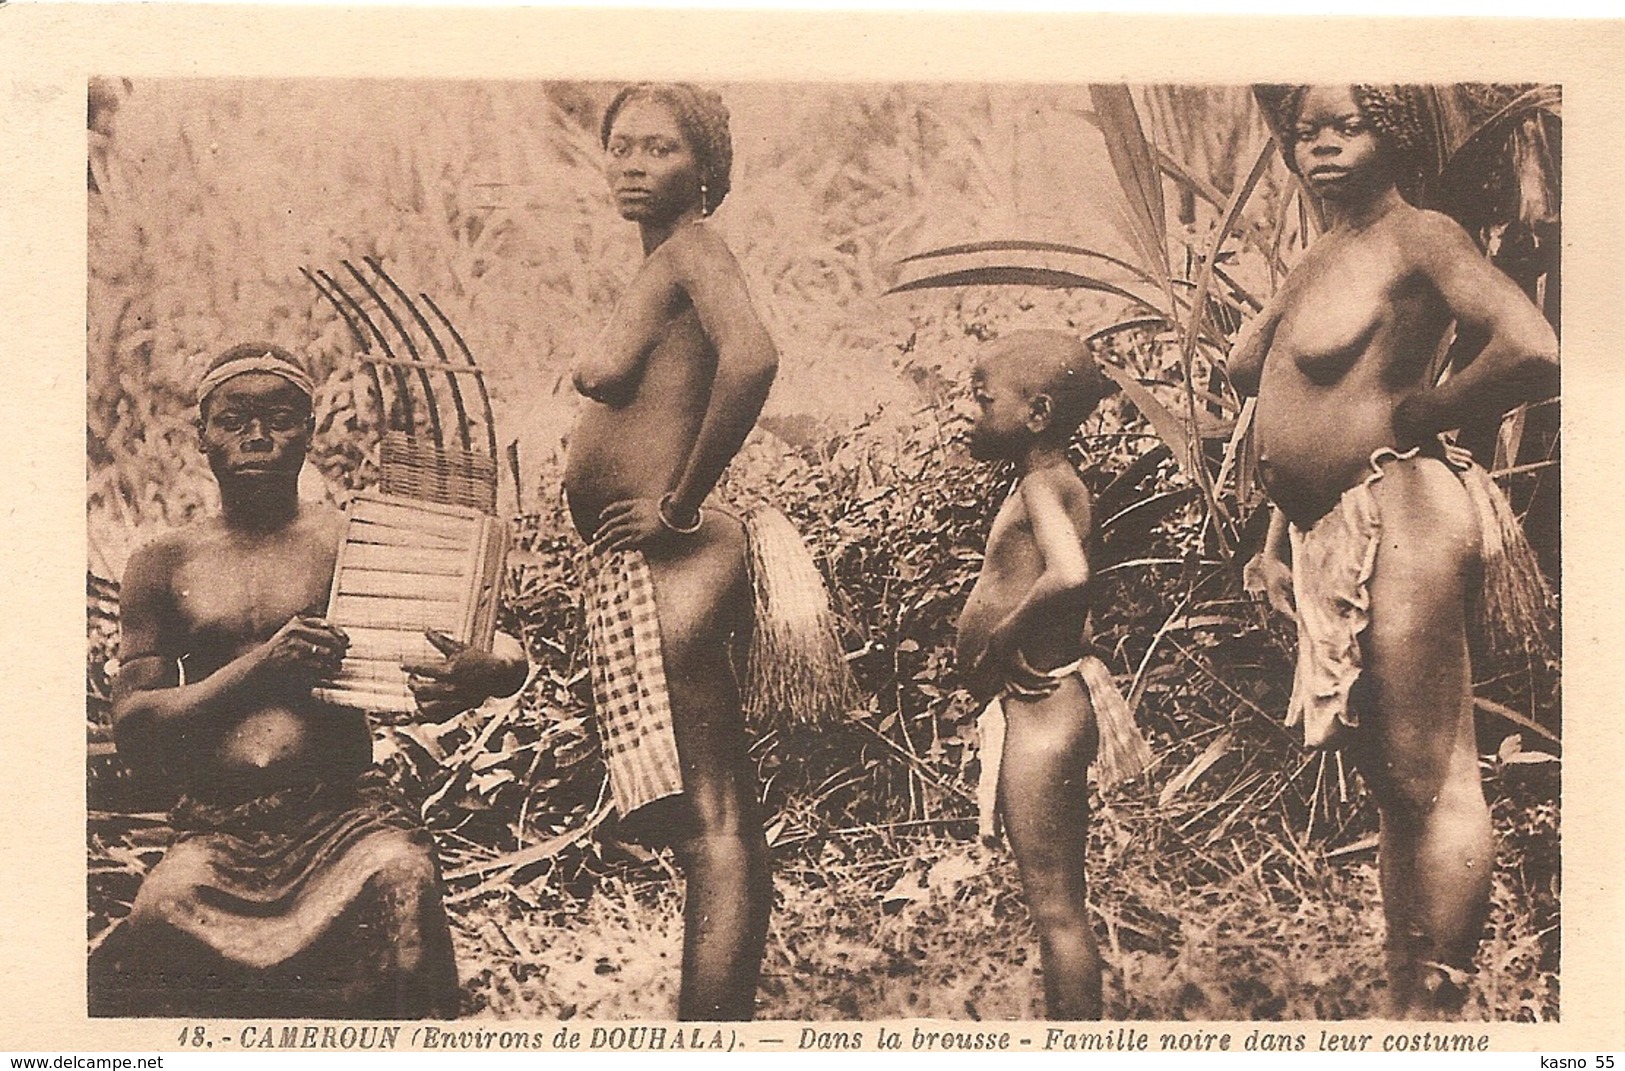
[658,493,703,534]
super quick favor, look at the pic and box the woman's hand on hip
[594,497,682,553]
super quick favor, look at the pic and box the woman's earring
[699,182,710,217]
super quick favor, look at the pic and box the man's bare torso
[565,234,717,540]
[1252,203,1453,526]
[153,505,368,798]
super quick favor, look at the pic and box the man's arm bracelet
[658,493,704,535]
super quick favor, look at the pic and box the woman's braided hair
[601,83,733,215]
[1261,84,1430,200]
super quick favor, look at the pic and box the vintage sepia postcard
[2,5,1623,1057]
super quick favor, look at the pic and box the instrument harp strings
[304,260,510,718]
[316,493,510,715]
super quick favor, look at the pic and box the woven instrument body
[304,259,511,715]
[314,480,509,713]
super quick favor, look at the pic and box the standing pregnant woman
[1231,85,1558,1017]
[563,83,779,1021]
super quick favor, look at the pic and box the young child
[956,329,1149,1020]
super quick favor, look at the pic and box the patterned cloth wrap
[582,545,686,819]
[89,768,458,1018]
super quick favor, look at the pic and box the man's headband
[195,352,315,409]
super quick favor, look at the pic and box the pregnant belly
[1254,389,1402,526]
[565,405,689,539]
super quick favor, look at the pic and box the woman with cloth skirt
[562,83,780,1022]
[1233,84,1558,1018]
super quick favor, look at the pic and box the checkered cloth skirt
[582,546,685,818]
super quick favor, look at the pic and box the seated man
[90,343,526,1019]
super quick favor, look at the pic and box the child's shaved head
[986,330,1114,441]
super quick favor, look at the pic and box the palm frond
[1086,84,1173,304]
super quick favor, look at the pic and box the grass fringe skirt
[742,506,861,731]
[1459,463,1556,664]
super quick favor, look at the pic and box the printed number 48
[178,1025,212,1047]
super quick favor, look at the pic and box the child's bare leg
[649,516,772,1021]
[1355,459,1492,1018]
[999,678,1102,1019]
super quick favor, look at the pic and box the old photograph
[83,75,1563,1026]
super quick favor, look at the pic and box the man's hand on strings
[258,615,348,685]
[404,629,528,721]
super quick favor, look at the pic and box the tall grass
[89,82,1122,556]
